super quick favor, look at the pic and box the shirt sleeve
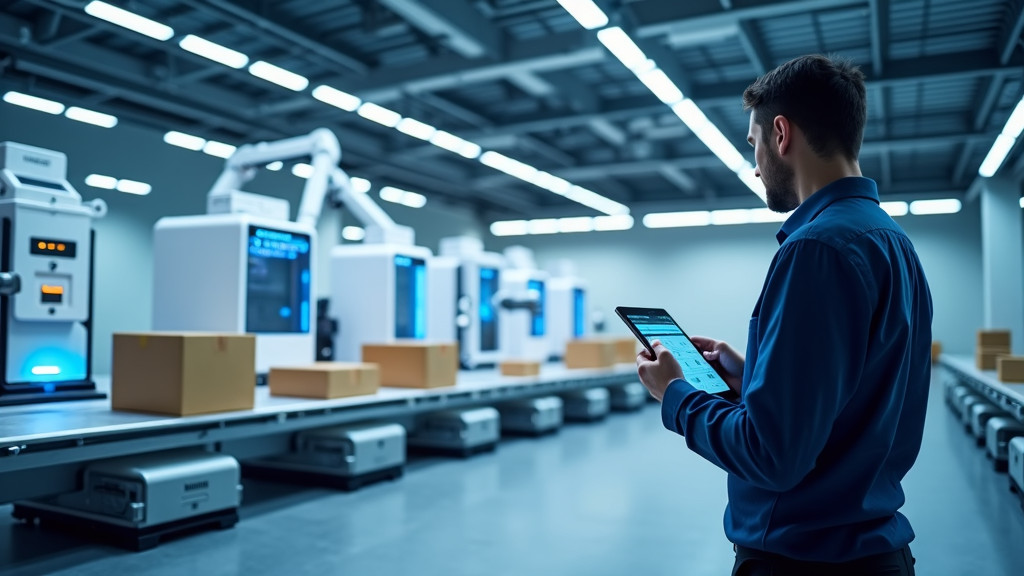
[661,239,872,491]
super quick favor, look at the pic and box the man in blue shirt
[636,55,932,575]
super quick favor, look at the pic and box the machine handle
[0,272,20,296]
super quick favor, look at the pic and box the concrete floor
[2,373,1023,576]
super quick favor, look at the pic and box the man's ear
[773,115,792,156]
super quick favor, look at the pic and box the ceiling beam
[1001,0,1024,65]
[868,0,889,75]
[629,0,865,39]
[953,142,978,185]
[736,20,770,75]
[973,75,1007,132]
[377,0,503,60]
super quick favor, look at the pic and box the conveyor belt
[940,355,1024,424]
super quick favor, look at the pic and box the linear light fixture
[84,174,117,190]
[202,140,236,159]
[65,106,118,128]
[265,161,283,171]
[116,179,151,195]
[556,0,609,30]
[179,34,248,69]
[880,201,909,217]
[430,130,482,158]
[312,85,361,112]
[909,198,961,215]
[642,211,712,228]
[489,215,634,237]
[1020,196,1024,209]
[292,163,314,179]
[342,226,366,241]
[636,67,683,104]
[396,117,437,141]
[164,130,206,151]
[379,186,427,208]
[84,1,174,41]
[248,61,309,92]
[357,102,402,127]
[3,91,64,115]
[490,220,530,237]
[979,133,1016,178]
[350,177,372,194]
[596,27,649,71]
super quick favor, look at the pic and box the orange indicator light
[41,285,64,295]
[47,243,56,250]
[57,244,66,251]
[37,241,46,250]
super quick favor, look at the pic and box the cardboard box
[612,337,640,364]
[977,346,1011,371]
[112,333,255,416]
[362,341,458,388]
[998,356,1024,383]
[978,330,1012,348]
[931,341,942,364]
[564,339,617,370]
[269,363,380,399]
[500,360,541,377]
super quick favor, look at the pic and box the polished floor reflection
[1,375,1023,575]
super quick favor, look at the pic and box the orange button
[57,244,65,251]
[41,285,64,295]
[47,243,55,250]
[37,241,46,250]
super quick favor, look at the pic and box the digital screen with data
[246,226,311,333]
[625,311,730,395]
[479,267,499,351]
[395,255,427,339]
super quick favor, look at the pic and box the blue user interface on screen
[626,312,730,395]
[395,255,427,339]
[247,226,311,333]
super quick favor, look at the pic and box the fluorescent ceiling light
[342,226,366,241]
[292,163,314,179]
[528,218,560,235]
[710,209,752,226]
[563,185,630,216]
[312,85,361,112]
[671,99,713,135]
[596,27,650,71]
[530,171,573,195]
[350,177,372,194]
[909,198,961,215]
[202,140,236,159]
[179,34,248,69]
[747,208,789,223]
[643,211,712,228]
[357,102,402,127]
[396,117,437,140]
[738,164,767,203]
[116,179,151,195]
[65,106,118,128]
[31,365,61,376]
[593,214,634,231]
[556,0,609,30]
[84,1,174,41]
[880,201,908,217]
[480,151,538,181]
[379,186,427,208]
[379,186,404,204]
[1002,97,1024,139]
[265,161,283,171]
[979,133,1016,178]
[400,190,427,208]
[164,130,205,151]
[637,67,684,104]
[3,91,64,115]
[1020,196,1024,209]
[85,174,117,190]
[429,130,481,158]
[248,61,309,92]
[558,217,595,233]
[490,220,530,237]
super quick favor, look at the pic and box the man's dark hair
[742,54,866,160]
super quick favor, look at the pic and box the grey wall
[492,200,984,356]
[0,106,483,374]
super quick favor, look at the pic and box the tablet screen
[624,310,732,395]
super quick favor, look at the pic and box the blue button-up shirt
[662,177,933,562]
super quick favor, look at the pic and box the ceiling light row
[490,215,634,236]
[82,1,623,216]
[979,94,1024,177]
[559,2,765,202]
[2,91,118,128]
[84,173,151,195]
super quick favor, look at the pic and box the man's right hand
[690,336,744,396]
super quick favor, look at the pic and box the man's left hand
[636,340,684,402]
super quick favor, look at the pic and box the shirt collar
[776,177,880,244]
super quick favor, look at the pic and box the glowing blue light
[279,306,292,319]
[300,301,309,333]
[301,270,310,284]
[414,262,426,339]
[395,255,413,267]
[43,382,56,393]
[22,348,85,382]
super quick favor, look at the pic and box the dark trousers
[732,544,915,576]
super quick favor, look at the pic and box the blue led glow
[279,306,292,319]
[43,382,56,393]
[528,279,545,336]
[414,262,426,339]
[301,270,310,284]
[574,288,586,337]
[22,347,86,383]
[395,255,412,267]
[301,301,309,333]
[481,268,495,280]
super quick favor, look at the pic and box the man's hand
[690,335,744,396]
[636,340,684,402]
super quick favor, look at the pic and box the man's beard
[762,144,799,213]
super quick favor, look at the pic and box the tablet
[616,306,737,399]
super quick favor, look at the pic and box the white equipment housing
[430,236,507,369]
[609,382,648,411]
[986,416,1024,471]
[1009,436,1024,495]
[562,387,611,422]
[499,246,549,363]
[498,396,563,436]
[0,142,106,404]
[330,243,433,362]
[153,128,388,375]
[969,402,1007,445]
[409,407,501,456]
[153,214,315,374]
[547,260,589,360]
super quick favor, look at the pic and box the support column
[981,175,1024,354]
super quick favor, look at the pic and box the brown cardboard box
[997,356,1024,383]
[564,339,617,369]
[978,330,1012,348]
[612,337,640,364]
[269,363,380,399]
[112,332,255,416]
[931,341,942,364]
[362,341,458,388]
[976,346,1011,371]
[500,360,541,377]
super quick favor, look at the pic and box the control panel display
[395,255,427,339]
[246,226,311,333]
[30,237,76,258]
[479,267,499,351]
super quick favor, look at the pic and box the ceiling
[1,0,1022,221]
